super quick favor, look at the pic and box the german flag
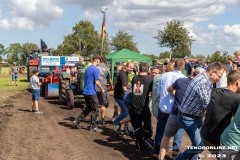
[101,16,106,40]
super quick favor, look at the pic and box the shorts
[96,91,109,107]
[164,114,180,137]
[32,89,40,101]
[12,73,18,81]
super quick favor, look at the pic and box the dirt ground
[0,89,168,160]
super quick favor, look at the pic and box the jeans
[154,109,170,155]
[113,98,129,125]
[123,88,132,109]
[172,128,184,151]
[177,115,204,160]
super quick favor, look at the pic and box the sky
[0,0,240,57]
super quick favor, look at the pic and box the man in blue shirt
[176,62,224,160]
[153,59,186,159]
[73,55,104,132]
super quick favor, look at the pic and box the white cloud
[9,0,63,26]
[0,0,63,30]
[0,19,11,29]
[11,17,33,30]
[223,24,240,39]
[208,24,219,30]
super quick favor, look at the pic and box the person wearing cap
[30,69,42,114]
[184,56,194,77]
[9,62,19,86]
[158,67,205,160]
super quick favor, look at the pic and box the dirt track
[0,89,159,160]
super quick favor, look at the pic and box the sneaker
[34,110,43,114]
[145,138,154,149]
[136,140,145,152]
[90,126,103,132]
[172,150,180,157]
[72,119,81,128]
[124,126,129,135]
[113,123,122,134]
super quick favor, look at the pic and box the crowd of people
[28,51,240,160]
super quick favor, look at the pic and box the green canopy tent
[106,49,152,80]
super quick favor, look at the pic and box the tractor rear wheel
[59,75,70,104]
[66,90,74,109]
[27,65,38,81]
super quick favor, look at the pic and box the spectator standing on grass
[30,69,42,114]
[176,62,224,160]
[0,66,2,74]
[73,55,104,132]
[10,62,19,86]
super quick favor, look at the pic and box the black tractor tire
[27,65,38,81]
[59,75,70,104]
[40,83,45,97]
[66,89,74,109]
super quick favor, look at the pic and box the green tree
[194,54,207,59]
[155,20,193,59]
[210,51,227,63]
[143,54,159,60]
[111,29,139,52]
[159,51,170,59]
[5,43,23,64]
[72,20,105,56]
[0,43,4,55]
[0,44,5,63]
[57,20,110,56]
[172,44,191,58]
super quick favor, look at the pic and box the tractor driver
[74,57,85,70]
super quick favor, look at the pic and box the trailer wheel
[59,76,70,104]
[67,90,74,109]
[27,65,38,81]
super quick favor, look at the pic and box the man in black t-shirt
[74,57,85,70]
[113,62,134,133]
[201,70,240,154]
[129,62,153,151]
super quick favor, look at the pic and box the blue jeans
[177,115,204,160]
[172,128,184,151]
[113,99,129,125]
[154,109,170,155]
[123,88,132,109]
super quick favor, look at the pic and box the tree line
[0,20,234,65]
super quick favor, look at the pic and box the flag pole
[100,9,107,56]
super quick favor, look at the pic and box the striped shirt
[178,72,212,117]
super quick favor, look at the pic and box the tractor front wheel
[66,90,74,109]
[59,75,70,104]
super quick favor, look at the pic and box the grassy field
[0,67,30,101]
